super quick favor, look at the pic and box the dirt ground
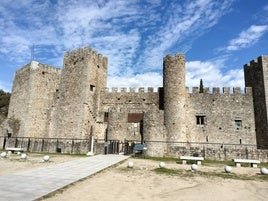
[1,153,268,201]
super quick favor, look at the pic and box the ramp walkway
[0,154,129,201]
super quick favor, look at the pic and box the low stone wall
[145,141,268,162]
[0,137,105,155]
[167,142,268,162]
[1,137,268,162]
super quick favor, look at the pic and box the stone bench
[6,147,24,153]
[233,159,260,168]
[179,156,204,165]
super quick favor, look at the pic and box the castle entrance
[105,112,144,155]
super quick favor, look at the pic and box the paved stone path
[0,154,129,201]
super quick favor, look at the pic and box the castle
[1,46,268,159]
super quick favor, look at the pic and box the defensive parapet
[244,55,268,148]
[64,47,108,70]
[29,61,61,73]
[189,87,252,94]
[8,61,61,138]
[102,87,158,93]
[163,54,187,141]
[100,87,160,106]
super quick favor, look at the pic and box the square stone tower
[8,62,61,138]
[244,56,268,148]
[49,47,107,139]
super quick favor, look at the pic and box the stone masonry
[2,46,268,158]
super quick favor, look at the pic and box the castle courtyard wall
[2,46,268,161]
[100,87,161,142]
[186,87,256,145]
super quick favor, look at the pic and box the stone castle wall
[49,47,108,140]
[7,65,31,137]
[100,87,161,142]
[8,62,61,138]
[163,54,187,142]
[186,87,256,145]
[99,85,256,157]
[244,56,268,148]
[3,46,268,159]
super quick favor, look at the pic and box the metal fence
[1,137,267,161]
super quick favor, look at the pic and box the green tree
[199,79,204,93]
[0,89,11,117]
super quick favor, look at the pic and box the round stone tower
[163,54,186,141]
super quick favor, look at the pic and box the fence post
[2,137,6,150]
[71,139,74,153]
[27,138,31,151]
[203,145,206,158]
[15,138,18,147]
[41,139,44,152]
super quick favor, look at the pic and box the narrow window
[90,85,95,92]
[235,120,242,127]
[196,115,205,125]
[104,112,109,122]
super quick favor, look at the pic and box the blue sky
[0,0,267,92]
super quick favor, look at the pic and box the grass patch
[136,155,179,162]
[135,156,268,169]
[154,167,188,176]
[118,167,136,173]
[153,167,268,181]
[27,152,86,157]
[260,162,268,168]
[202,159,233,166]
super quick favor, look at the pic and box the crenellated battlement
[188,87,252,95]
[30,62,61,74]
[243,56,268,68]
[15,61,61,76]
[64,46,108,69]
[101,87,159,93]
[8,46,267,155]
[164,53,185,62]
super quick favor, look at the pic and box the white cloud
[107,72,162,91]
[0,1,61,65]
[0,0,252,92]
[1,0,234,71]
[186,60,244,90]
[107,58,245,92]
[134,0,234,71]
[226,25,268,51]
